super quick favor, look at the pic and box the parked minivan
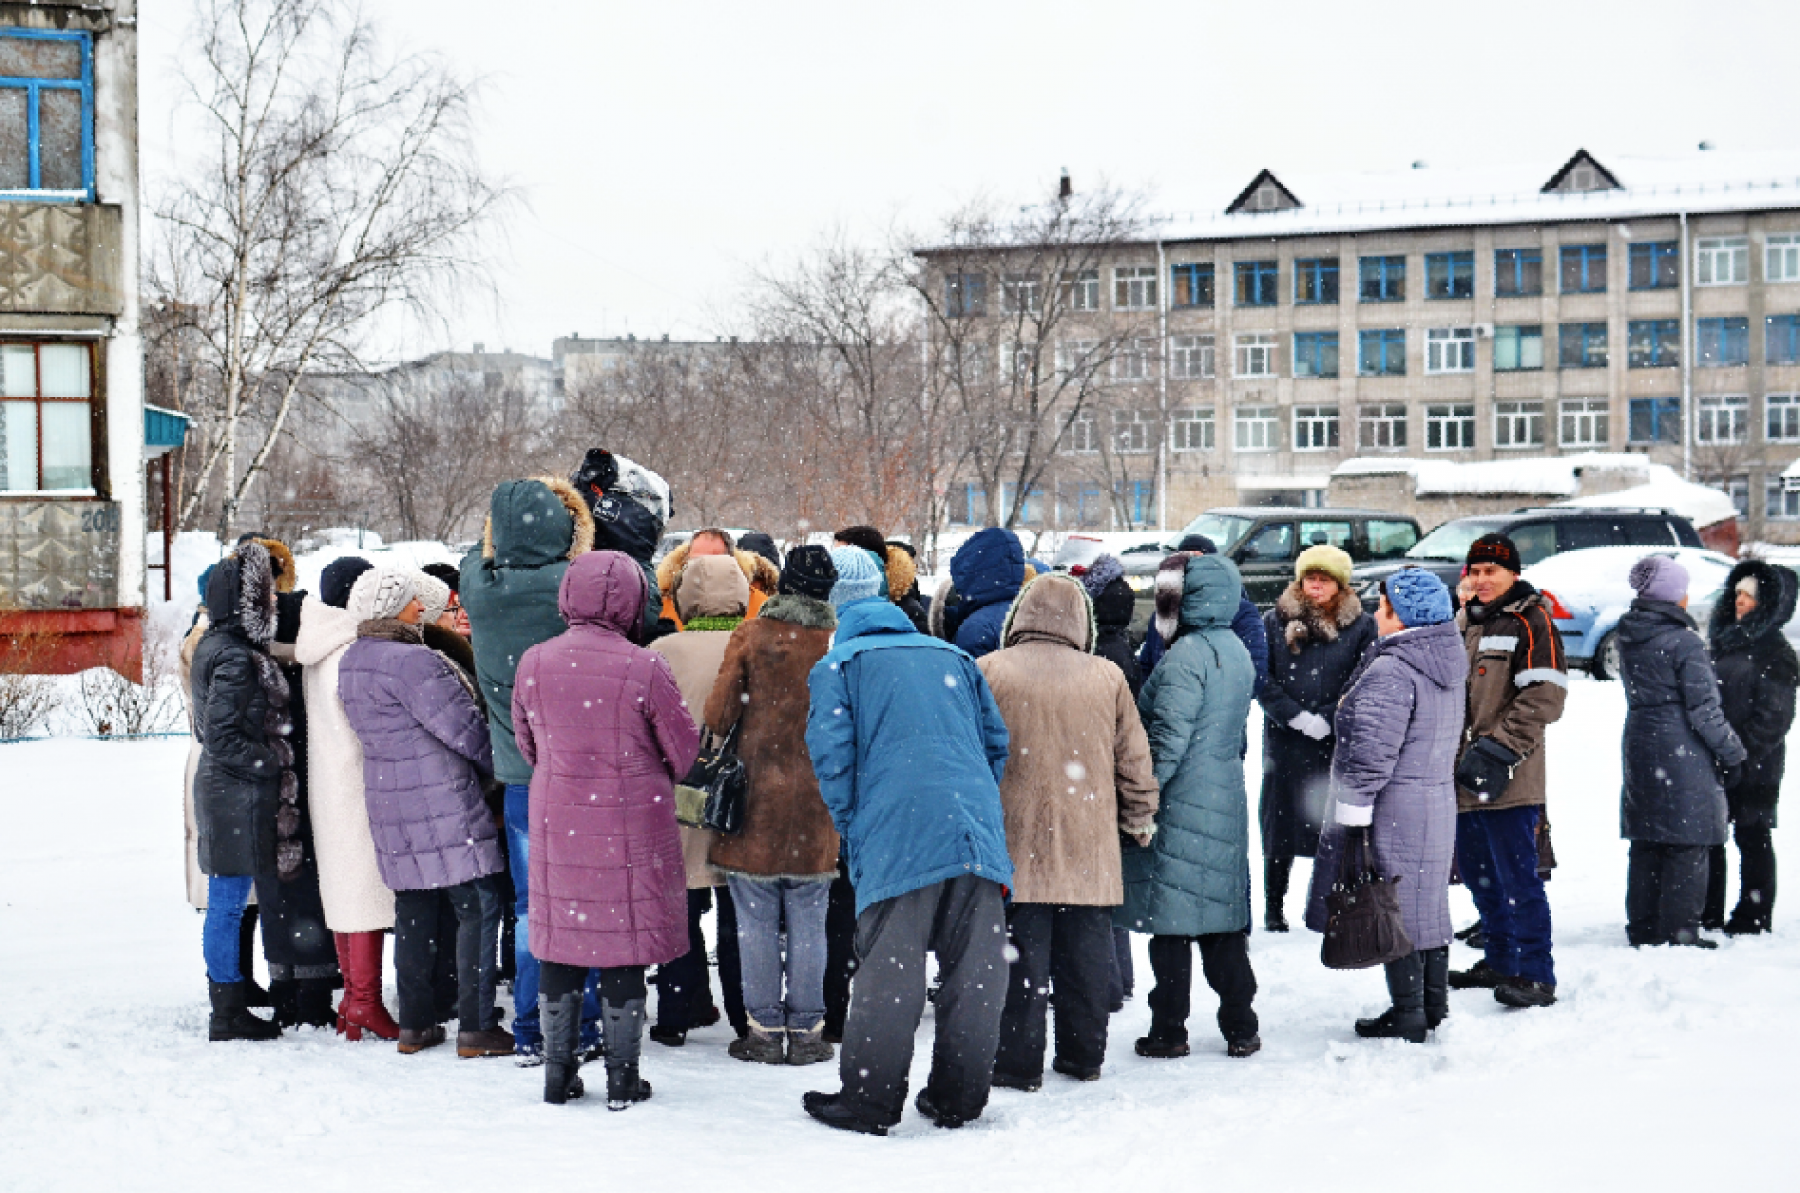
[1169,507,1424,607]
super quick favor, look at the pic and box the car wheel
[1592,630,1621,681]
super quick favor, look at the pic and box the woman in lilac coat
[513,550,702,1109]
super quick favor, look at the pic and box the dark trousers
[543,960,646,1005]
[394,875,503,1032]
[253,862,339,984]
[823,866,858,1036]
[1627,841,1710,946]
[994,904,1115,1081]
[1146,931,1259,1046]
[652,887,746,1034]
[1456,806,1556,985]
[1106,925,1134,1008]
[838,875,1007,1127]
[1705,825,1778,928]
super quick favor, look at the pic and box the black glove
[1718,759,1743,790]
[1456,737,1522,803]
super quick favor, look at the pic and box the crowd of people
[178,448,1794,1134]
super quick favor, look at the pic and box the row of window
[947,237,1800,317]
[1054,394,1790,456]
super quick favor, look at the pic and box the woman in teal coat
[1119,552,1260,1059]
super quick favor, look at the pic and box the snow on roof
[1154,148,1800,243]
[1332,453,1648,497]
[1557,469,1740,529]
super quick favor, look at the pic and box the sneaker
[914,1089,969,1129]
[1493,979,1557,1009]
[1448,959,1505,990]
[802,1091,888,1137]
[1227,1035,1262,1059]
[1134,1035,1189,1059]
[396,1025,446,1054]
[728,1027,786,1065]
[991,1070,1042,1092]
[1052,1057,1101,1082]
[456,1026,515,1058]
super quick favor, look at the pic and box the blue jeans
[1456,806,1556,986]
[505,783,602,1052]
[202,875,256,983]
[727,875,831,1032]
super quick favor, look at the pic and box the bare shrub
[0,623,62,740]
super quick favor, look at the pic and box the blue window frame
[944,272,986,318]
[1768,314,1800,365]
[1628,320,1680,368]
[1696,317,1749,367]
[1426,252,1475,299]
[962,483,986,524]
[1359,255,1405,303]
[1234,260,1278,306]
[1629,241,1679,290]
[1294,257,1338,304]
[1560,244,1608,293]
[1495,248,1542,296]
[1170,263,1214,308]
[999,482,1045,524]
[1293,331,1339,378]
[1629,397,1682,444]
[1358,329,1405,376]
[1559,322,1608,368]
[0,30,94,198]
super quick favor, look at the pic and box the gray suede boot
[602,998,653,1111]
[541,990,585,1105]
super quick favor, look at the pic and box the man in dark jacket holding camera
[1450,534,1566,1009]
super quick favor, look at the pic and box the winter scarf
[1274,580,1364,655]
[684,615,745,633]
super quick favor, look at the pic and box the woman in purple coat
[1305,569,1468,1044]
[513,550,702,1109]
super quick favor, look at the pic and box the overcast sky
[139,0,1798,361]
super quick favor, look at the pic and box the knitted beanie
[827,546,885,611]
[1176,534,1217,554]
[347,567,418,623]
[1384,568,1453,627]
[412,571,452,625]
[1295,543,1353,588]
[1079,553,1126,599]
[1466,533,1522,575]
[421,561,460,595]
[780,544,837,601]
[1629,554,1689,604]
[320,557,375,610]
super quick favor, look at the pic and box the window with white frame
[999,341,1037,387]
[1112,338,1153,382]
[1697,393,1749,443]
[1560,397,1609,448]
[946,342,989,386]
[1114,409,1153,454]
[1056,339,1097,381]
[1729,477,1750,517]
[1426,327,1477,373]
[1696,236,1749,286]
[1170,334,1215,379]
[1001,273,1041,315]
[1769,392,1800,443]
[1171,406,1215,451]
[1115,266,1157,311]
[1494,401,1544,448]
[1767,475,1800,520]
[1768,234,1800,283]
[1062,270,1100,311]
[1292,405,1340,451]
[1234,333,1276,377]
[1358,403,1407,450]
[1234,405,1279,451]
[1426,404,1476,451]
[1067,411,1100,453]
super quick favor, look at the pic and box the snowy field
[3,679,1797,1192]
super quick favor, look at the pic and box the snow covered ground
[4,679,1796,1191]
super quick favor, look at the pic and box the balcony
[0,202,124,316]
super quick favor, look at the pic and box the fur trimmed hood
[252,537,297,594]
[656,541,780,599]
[1154,552,1238,643]
[1274,579,1365,655]
[480,476,596,566]
[758,592,836,631]
[886,544,918,604]
[206,540,280,647]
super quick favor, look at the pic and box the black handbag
[1320,827,1414,970]
[679,720,748,835]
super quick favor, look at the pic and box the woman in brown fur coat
[1256,544,1376,931]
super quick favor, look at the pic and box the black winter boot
[292,979,336,1029]
[1264,856,1292,932]
[268,979,300,1028]
[540,990,585,1105]
[209,981,281,1042]
[238,908,271,1007]
[1356,952,1427,1043]
[1422,946,1450,1029]
[602,998,653,1111]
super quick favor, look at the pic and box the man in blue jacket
[801,546,1013,1136]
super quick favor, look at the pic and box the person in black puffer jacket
[1706,559,1799,935]
[1080,554,1142,698]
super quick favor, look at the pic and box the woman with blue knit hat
[1305,568,1468,1043]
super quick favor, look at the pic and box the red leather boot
[335,931,400,1041]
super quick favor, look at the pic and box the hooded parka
[1708,560,1800,826]
[947,527,1027,659]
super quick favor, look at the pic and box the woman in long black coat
[1706,559,1798,935]
[1257,545,1376,931]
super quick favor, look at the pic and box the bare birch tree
[150,0,507,536]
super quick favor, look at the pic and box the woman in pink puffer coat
[513,549,701,1110]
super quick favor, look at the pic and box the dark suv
[1349,507,1703,610]
[1168,507,1424,607]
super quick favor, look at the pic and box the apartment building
[929,148,1800,541]
[0,1,151,676]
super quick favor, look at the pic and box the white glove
[1289,711,1331,741]
[1334,801,1373,827]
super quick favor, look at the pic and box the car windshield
[1406,519,1508,563]
[1176,513,1254,553]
